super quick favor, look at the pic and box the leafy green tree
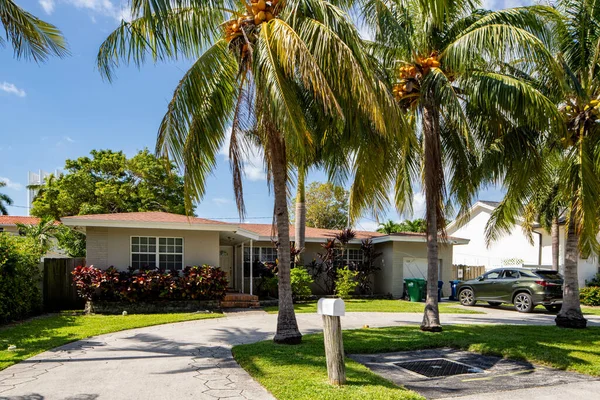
[0,181,12,215]
[96,0,399,343]
[352,0,561,331]
[294,182,348,230]
[398,219,426,233]
[0,0,68,61]
[30,149,190,219]
[54,225,86,257]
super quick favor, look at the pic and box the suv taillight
[535,280,550,287]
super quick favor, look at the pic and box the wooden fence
[452,265,486,281]
[43,258,85,311]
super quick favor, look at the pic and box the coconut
[258,0,267,10]
[258,11,266,21]
[265,11,274,21]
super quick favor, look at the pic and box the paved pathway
[0,306,598,400]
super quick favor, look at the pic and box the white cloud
[1,82,26,97]
[64,136,75,143]
[218,129,267,181]
[39,0,130,21]
[212,197,232,206]
[0,177,23,191]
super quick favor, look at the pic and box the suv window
[535,270,563,280]
[483,271,501,280]
[502,270,520,279]
[519,269,538,278]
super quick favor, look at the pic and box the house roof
[479,200,500,207]
[0,216,43,226]
[62,211,228,225]
[241,223,384,241]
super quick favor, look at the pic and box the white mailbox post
[317,298,346,385]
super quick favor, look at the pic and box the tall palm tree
[1,0,68,61]
[0,181,13,215]
[97,0,400,343]
[294,166,307,263]
[351,0,561,331]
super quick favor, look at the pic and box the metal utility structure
[27,170,59,215]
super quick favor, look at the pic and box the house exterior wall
[85,227,220,270]
[0,226,20,235]
[448,208,540,269]
[373,241,454,298]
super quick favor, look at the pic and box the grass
[0,311,222,371]
[263,299,483,314]
[583,306,600,315]
[233,325,600,400]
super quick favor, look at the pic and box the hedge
[0,233,42,323]
[580,287,600,306]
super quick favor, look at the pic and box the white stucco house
[447,200,599,287]
[59,211,469,298]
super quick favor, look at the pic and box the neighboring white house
[447,200,599,287]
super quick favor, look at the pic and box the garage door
[403,258,441,279]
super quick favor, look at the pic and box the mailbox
[317,298,345,316]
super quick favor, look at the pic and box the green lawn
[583,306,600,315]
[233,325,600,400]
[263,299,483,314]
[0,311,222,371]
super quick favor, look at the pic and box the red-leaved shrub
[72,265,228,303]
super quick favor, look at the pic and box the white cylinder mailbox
[317,298,346,317]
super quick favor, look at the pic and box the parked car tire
[459,288,476,306]
[513,292,534,313]
[544,304,562,313]
[487,301,502,307]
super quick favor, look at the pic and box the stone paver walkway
[0,306,598,400]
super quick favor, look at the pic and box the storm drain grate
[393,358,483,378]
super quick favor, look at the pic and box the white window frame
[130,236,185,271]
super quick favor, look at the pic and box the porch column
[241,242,244,293]
[250,239,254,296]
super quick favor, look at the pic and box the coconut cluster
[224,0,281,42]
[392,54,441,101]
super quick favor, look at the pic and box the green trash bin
[404,278,426,302]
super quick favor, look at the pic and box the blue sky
[0,0,520,231]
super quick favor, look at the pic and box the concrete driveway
[0,306,598,400]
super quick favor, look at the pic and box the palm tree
[0,182,13,215]
[377,220,401,234]
[294,166,307,263]
[16,217,57,254]
[97,0,400,343]
[352,0,561,331]
[1,0,68,61]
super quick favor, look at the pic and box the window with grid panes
[131,236,183,270]
[260,247,277,263]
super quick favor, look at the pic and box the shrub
[72,264,228,305]
[290,267,314,300]
[335,266,358,299]
[586,273,600,287]
[580,287,600,306]
[0,233,43,323]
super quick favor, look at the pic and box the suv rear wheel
[459,288,476,306]
[514,292,534,313]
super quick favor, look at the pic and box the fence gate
[43,258,85,311]
[452,265,485,281]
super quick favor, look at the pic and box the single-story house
[62,211,469,298]
[447,200,599,287]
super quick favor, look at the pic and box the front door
[219,246,234,288]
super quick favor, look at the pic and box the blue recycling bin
[438,280,444,302]
[449,280,461,301]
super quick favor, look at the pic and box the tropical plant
[377,220,401,234]
[0,0,68,61]
[54,225,86,257]
[335,266,358,299]
[0,181,12,215]
[398,218,426,233]
[290,266,313,300]
[353,238,382,294]
[97,0,399,343]
[351,0,562,331]
[485,0,600,329]
[16,217,57,255]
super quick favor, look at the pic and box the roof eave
[61,219,238,232]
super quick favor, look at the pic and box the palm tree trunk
[271,136,302,344]
[294,166,306,265]
[420,104,442,332]
[551,216,559,272]
[555,209,587,328]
